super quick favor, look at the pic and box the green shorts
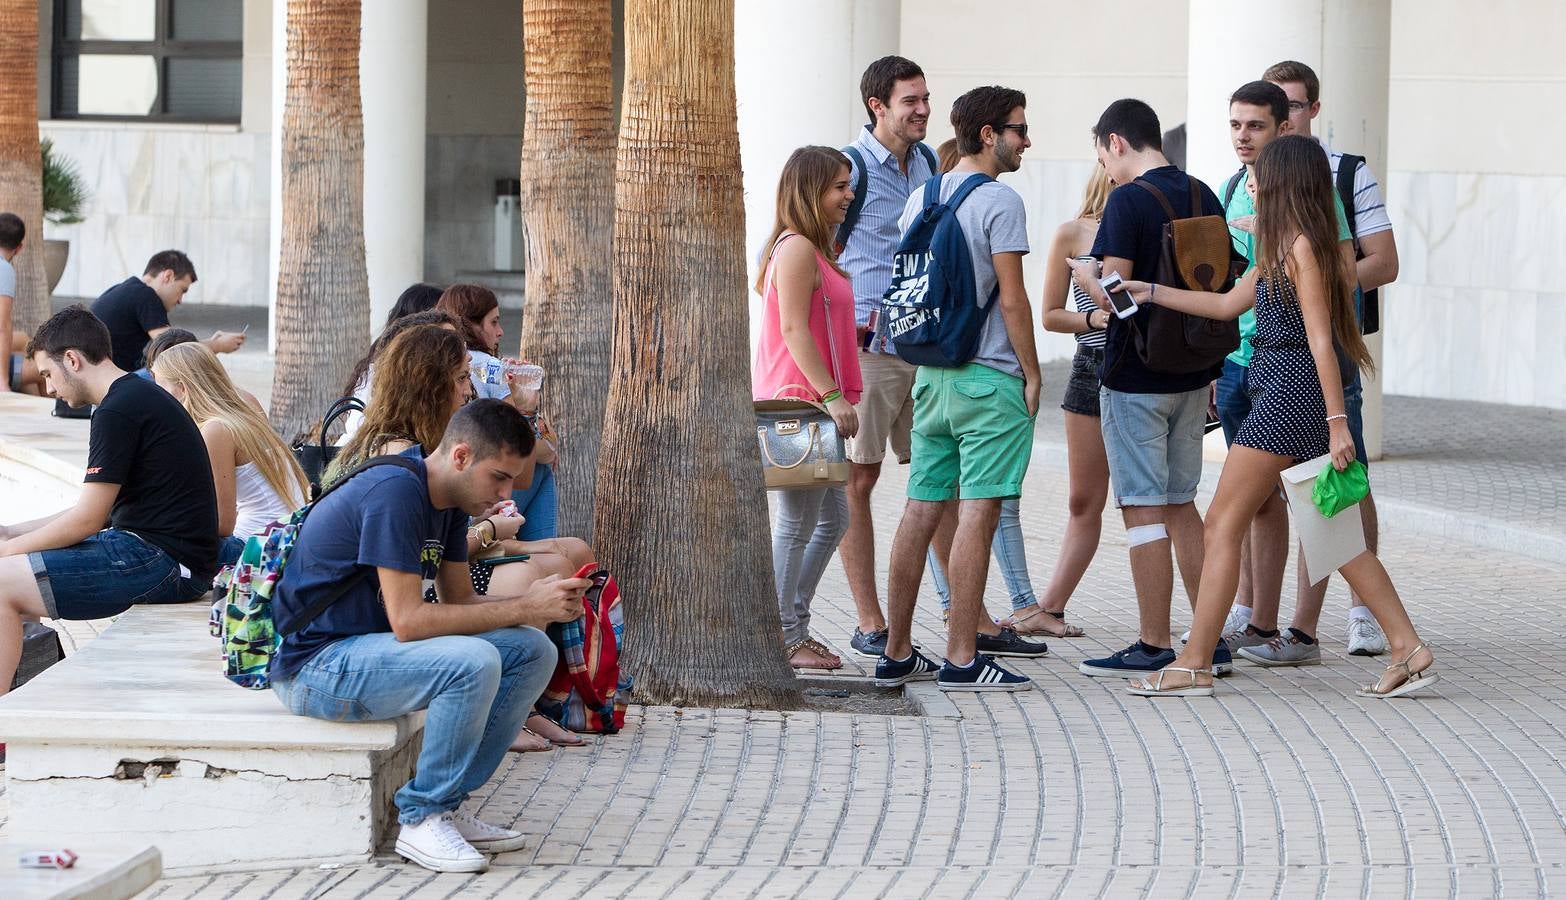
[907,363,1035,502]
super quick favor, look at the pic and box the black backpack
[834,142,939,253]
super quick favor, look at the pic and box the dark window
[53,0,243,123]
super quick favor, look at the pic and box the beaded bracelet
[1325,414,1348,423]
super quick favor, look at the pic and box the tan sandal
[1127,666,1214,697]
[787,637,842,670]
[1005,607,1085,638]
[1357,642,1438,699]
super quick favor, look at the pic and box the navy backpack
[880,173,996,367]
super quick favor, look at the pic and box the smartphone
[861,309,881,351]
[1099,272,1139,319]
[478,553,531,566]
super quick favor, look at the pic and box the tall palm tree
[519,0,616,540]
[0,0,49,333]
[270,0,370,440]
[594,0,799,707]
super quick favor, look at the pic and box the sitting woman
[337,308,460,444]
[151,343,310,565]
[437,284,562,542]
[140,327,266,414]
[334,323,594,749]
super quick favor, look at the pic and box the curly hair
[330,324,468,481]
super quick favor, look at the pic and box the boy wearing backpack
[834,55,938,660]
[1265,59,1400,658]
[267,400,590,874]
[1072,99,1239,681]
[874,85,1043,693]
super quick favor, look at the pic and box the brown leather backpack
[1127,176,1241,374]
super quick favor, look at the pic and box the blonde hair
[754,146,851,294]
[152,343,310,510]
[1075,166,1114,220]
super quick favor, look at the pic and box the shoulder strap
[1131,177,1177,221]
[1185,176,1202,218]
[1222,166,1246,208]
[914,142,938,173]
[834,146,870,250]
[1336,153,1363,244]
[313,454,422,507]
[944,172,994,212]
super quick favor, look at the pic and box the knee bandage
[1126,523,1169,548]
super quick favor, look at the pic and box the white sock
[1231,605,1252,620]
[1347,606,1377,623]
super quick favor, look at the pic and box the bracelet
[1084,310,1094,332]
[1325,414,1347,423]
[821,389,842,404]
[469,518,498,549]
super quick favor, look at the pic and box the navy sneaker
[1211,643,1234,676]
[874,648,941,687]
[975,626,1048,658]
[1079,641,1176,678]
[936,653,1033,692]
[850,628,889,658]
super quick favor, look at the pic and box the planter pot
[43,239,69,294]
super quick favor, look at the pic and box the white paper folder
[1280,454,1367,586]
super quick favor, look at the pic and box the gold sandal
[1356,642,1438,699]
[787,637,842,670]
[1127,666,1214,698]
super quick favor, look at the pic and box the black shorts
[1061,347,1105,417]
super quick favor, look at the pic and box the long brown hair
[152,343,310,510]
[436,283,501,354]
[754,146,851,294]
[340,308,459,398]
[1254,135,1372,374]
[331,325,468,480]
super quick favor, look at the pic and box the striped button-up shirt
[837,125,938,350]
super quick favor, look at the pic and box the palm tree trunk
[269,0,370,440]
[519,0,615,541]
[594,0,799,708]
[0,0,49,332]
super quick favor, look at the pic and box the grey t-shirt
[898,172,1030,377]
[0,255,15,298]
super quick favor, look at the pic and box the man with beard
[874,86,1042,692]
[833,55,939,661]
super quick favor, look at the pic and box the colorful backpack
[536,565,633,734]
[209,455,420,689]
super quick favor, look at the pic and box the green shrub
[42,137,91,226]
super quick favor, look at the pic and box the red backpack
[536,565,632,734]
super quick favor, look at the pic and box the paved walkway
[4,352,1566,897]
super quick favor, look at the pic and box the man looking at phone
[268,399,591,874]
[90,249,245,374]
[1072,99,1233,680]
[833,55,938,659]
[1265,58,1401,659]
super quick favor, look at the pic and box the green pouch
[1312,459,1369,518]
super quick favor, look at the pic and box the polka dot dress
[1234,274,1335,461]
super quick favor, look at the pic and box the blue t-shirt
[270,447,469,680]
[1091,165,1234,395]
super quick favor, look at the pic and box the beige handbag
[755,235,849,491]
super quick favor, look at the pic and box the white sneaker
[449,808,528,853]
[395,811,488,873]
[1181,606,1251,645]
[1347,617,1388,656]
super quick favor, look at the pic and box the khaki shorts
[845,351,916,465]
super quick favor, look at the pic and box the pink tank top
[752,234,863,404]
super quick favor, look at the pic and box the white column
[1186,0,1391,458]
[359,0,428,330]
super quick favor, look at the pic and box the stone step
[0,842,160,900]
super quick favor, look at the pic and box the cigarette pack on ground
[18,847,78,869]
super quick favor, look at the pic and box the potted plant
[41,137,91,293]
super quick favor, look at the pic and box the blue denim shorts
[1099,386,1208,508]
[1343,369,1368,466]
[28,529,207,620]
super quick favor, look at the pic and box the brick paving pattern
[133,444,1566,898]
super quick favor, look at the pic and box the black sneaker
[874,648,940,687]
[850,628,889,658]
[1079,641,1176,678]
[936,653,1033,692]
[975,626,1048,658]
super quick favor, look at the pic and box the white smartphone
[1099,272,1139,319]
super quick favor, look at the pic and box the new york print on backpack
[880,173,997,367]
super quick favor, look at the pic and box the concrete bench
[0,604,424,874]
[0,842,161,899]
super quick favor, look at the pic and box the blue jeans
[1343,369,1368,465]
[272,627,557,825]
[1215,358,1250,447]
[217,535,246,568]
[928,497,1036,612]
[771,485,848,645]
[28,529,207,620]
[511,463,558,541]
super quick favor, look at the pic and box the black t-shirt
[85,374,220,580]
[91,277,170,372]
[1091,165,1233,394]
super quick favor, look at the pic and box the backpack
[880,173,998,368]
[209,455,421,690]
[1124,176,1240,375]
[834,142,939,254]
[1226,157,1379,335]
[536,565,632,734]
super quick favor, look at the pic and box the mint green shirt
[1221,172,1352,367]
